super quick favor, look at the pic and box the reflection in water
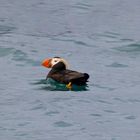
[32,78,89,91]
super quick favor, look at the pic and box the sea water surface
[0,0,140,140]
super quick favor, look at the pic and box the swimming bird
[41,57,89,89]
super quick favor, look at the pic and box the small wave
[54,121,73,127]
[0,25,16,35]
[114,43,140,54]
[90,113,102,117]
[125,115,136,120]
[45,111,59,116]
[70,2,92,14]
[89,31,120,42]
[106,62,128,68]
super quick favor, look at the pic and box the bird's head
[41,57,69,69]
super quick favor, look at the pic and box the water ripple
[11,49,40,66]
[51,37,94,48]
[89,31,120,42]
[18,122,30,127]
[0,47,14,57]
[70,2,92,14]
[106,62,128,68]
[0,25,16,35]
[54,121,73,127]
[29,100,46,111]
[113,97,127,103]
[128,99,140,103]
[104,110,116,114]
[45,111,59,116]
[94,84,115,91]
[125,115,136,120]
[90,113,102,117]
[97,99,112,105]
[12,50,27,61]
[72,2,92,10]
[114,43,140,54]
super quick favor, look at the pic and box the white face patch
[51,58,69,68]
[51,58,61,66]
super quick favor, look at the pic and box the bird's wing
[63,70,85,80]
[50,70,88,84]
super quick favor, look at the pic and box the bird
[41,57,89,90]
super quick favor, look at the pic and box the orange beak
[41,58,52,68]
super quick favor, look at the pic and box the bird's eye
[54,60,57,62]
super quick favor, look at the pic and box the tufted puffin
[41,57,89,89]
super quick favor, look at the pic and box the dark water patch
[54,121,73,127]
[90,113,102,117]
[0,126,7,131]
[74,40,88,46]
[105,31,120,36]
[120,38,134,42]
[30,105,45,111]
[30,49,38,53]
[114,43,140,54]
[0,47,14,57]
[125,115,136,120]
[104,110,116,113]
[18,122,30,127]
[45,111,59,116]
[101,32,119,39]
[0,25,16,35]
[0,18,5,22]
[106,62,128,68]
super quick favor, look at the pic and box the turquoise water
[33,78,88,91]
[0,0,140,140]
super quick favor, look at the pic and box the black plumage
[47,62,89,86]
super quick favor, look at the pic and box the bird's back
[47,69,89,86]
